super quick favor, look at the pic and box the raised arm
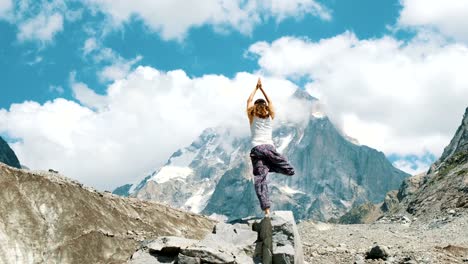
[258,85,275,119]
[246,78,260,123]
[247,79,259,109]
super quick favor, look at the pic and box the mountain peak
[0,136,21,169]
[430,107,468,172]
[292,88,317,102]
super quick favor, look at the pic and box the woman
[246,78,295,217]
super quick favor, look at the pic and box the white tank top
[250,115,274,147]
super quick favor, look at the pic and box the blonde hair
[253,103,270,119]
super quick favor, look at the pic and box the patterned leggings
[250,144,295,210]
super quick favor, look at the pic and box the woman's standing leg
[250,147,271,212]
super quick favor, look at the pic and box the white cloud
[70,81,107,110]
[98,55,142,83]
[83,37,98,55]
[85,0,331,41]
[80,37,144,83]
[398,0,468,42]
[392,159,430,176]
[5,0,82,43]
[0,0,12,18]
[265,0,331,21]
[17,12,64,42]
[247,31,468,158]
[0,67,308,191]
[49,85,64,94]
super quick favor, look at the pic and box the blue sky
[1,0,401,108]
[1,0,467,190]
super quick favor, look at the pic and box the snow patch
[340,199,352,208]
[170,149,198,167]
[279,185,304,195]
[151,166,193,184]
[184,188,215,213]
[128,183,137,195]
[311,110,326,119]
[277,134,293,153]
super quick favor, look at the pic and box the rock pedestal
[128,210,304,264]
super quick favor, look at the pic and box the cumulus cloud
[5,0,82,43]
[0,67,308,190]
[247,31,468,166]
[398,0,468,42]
[80,38,143,83]
[85,0,331,40]
[17,13,63,42]
[0,0,12,18]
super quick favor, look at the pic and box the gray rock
[128,211,303,264]
[246,211,304,264]
[181,246,236,263]
[381,190,399,212]
[128,249,176,264]
[354,254,365,264]
[147,236,199,252]
[366,244,390,260]
[253,217,273,264]
[177,254,200,264]
[207,221,257,247]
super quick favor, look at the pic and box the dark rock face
[336,202,383,224]
[203,163,263,219]
[0,163,214,264]
[0,136,21,168]
[112,183,133,197]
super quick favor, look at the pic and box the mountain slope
[0,163,214,264]
[0,136,21,168]
[338,107,468,224]
[400,107,468,219]
[202,116,408,221]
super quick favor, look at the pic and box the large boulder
[128,211,304,264]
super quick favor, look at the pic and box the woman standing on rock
[246,78,295,217]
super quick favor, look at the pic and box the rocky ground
[298,210,468,264]
[0,163,215,264]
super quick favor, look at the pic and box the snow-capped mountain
[114,89,409,221]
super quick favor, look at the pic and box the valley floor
[298,212,468,264]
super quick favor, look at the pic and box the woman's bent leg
[266,146,295,176]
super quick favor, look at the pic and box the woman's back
[250,115,274,147]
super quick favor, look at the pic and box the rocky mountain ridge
[337,107,468,224]
[0,163,214,264]
[298,108,468,263]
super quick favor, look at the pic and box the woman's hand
[256,78,262,89]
